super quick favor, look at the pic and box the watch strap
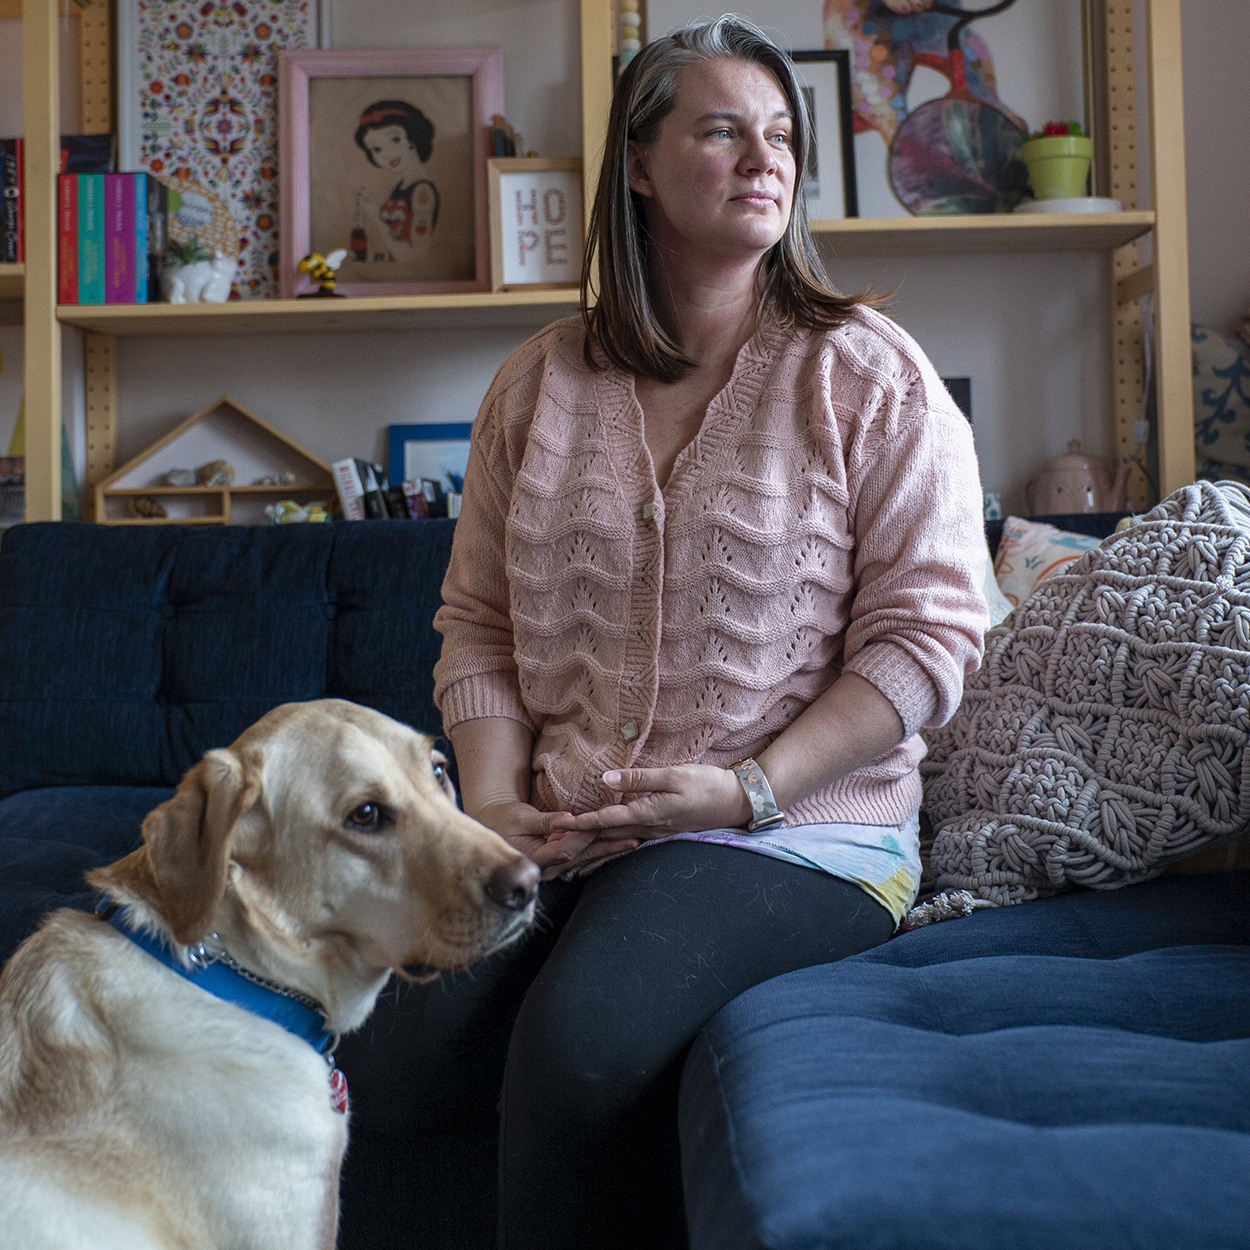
[727,757,785,833]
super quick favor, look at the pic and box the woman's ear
[625,140,654,198]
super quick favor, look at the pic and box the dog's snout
[485,858,540,911]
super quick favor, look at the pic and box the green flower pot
[1021,135,1094,200]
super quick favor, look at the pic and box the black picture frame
[789,49,859,220]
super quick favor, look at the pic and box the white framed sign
[488,157,583,290]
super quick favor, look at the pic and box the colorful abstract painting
[128,0,318,298]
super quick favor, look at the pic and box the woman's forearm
[447,717,536,820]
[755,671,905,811]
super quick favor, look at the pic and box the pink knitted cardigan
[433,308,987,827]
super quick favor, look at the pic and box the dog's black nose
[486,858,540,911]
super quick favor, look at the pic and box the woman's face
[364,123,418,173]
[627,57,796,269]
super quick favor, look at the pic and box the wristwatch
[727,758,785,833]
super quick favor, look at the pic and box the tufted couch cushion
[0,519,457,797]
[920,481,1250,904]
[679,871,1250,1250]
[0,785,170,962]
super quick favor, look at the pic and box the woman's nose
[739,133,777,175]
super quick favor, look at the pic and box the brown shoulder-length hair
[581,14,881,382]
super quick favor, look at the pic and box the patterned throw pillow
[921,480,1250,906]
[1193,324,1250,485]
[992,516,1102,608]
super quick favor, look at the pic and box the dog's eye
[432,762,447,784]
[346,802,384,831]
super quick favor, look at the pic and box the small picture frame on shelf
[387,423,474,498]
[278,48,504,299]
[789,50,858,221]
[487,158,584,291]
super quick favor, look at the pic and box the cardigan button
[641,501,655,520]
[620,719,639,741]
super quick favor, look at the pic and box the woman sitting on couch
[430,16,988,1249]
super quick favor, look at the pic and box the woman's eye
[347,803,383,830]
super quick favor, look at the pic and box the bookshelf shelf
[811,212,1155,257]
[0,263,23,301]
[57,288,582,337]
[99,515,227,526]
[104,483,328,494]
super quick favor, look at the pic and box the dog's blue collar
[95,899,333,1054]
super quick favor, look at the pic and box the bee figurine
[296,248,348,298]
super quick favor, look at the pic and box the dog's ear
[143,749,260,945]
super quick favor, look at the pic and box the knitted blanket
[919,480,1250,908]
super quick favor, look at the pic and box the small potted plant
[1021,121,1094,201]
[160,235,238,304]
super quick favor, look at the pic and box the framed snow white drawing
[278,48,504,298]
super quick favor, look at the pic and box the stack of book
[58,172,168,305]
[332,458,462,521]
[0,135,116,267]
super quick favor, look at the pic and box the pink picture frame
[278,47,504,299]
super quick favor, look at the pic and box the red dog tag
[329,1066,349,1115]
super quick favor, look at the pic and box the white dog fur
[0,699,538,1250]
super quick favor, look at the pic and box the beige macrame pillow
[921,479,1250,907]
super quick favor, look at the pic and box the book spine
[57,174,78,304]
[77,174,106,305]
[132,174,148,303]
[104,174,135,303]
[401,480,430,520]
[147,177,167,301]
[382,484,410,519]
[14,138,23,263]
[0,141,17,264]
[356,460,389,520]
[332,458,367,521]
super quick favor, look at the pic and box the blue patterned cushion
[1193,323,1250,484]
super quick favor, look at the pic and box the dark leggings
[341,840,896,1249]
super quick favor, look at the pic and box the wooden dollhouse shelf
[100,514,228,526]
[811,211,1155,257]
[58,287,582,337]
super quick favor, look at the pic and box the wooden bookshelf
[57,288,581,337]
[15,0,1195,520]
[811,211,1155,257]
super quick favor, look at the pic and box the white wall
[0,0,1246,518]
[1181,0,1250,330]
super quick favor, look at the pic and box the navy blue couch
[2,518,1248,1250]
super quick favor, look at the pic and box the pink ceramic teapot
[1026,440,1130,514]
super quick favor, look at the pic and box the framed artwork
[644,0,1090,219]
[387,423,474,495]
[116,0,325,298]
[789,51,858,221]
[488,158,584,291]
[278,48,504,299]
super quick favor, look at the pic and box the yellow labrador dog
[0,699,538,1250]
